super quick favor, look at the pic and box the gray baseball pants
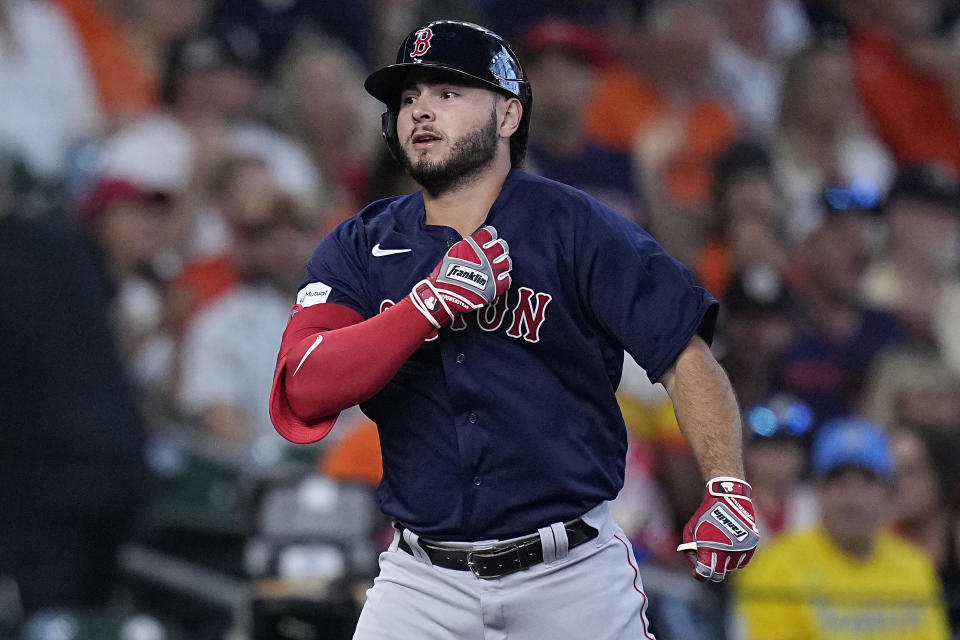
[353,502,657,640]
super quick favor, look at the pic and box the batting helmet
[364,20,532,167]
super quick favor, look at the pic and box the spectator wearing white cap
[161,26,324,211]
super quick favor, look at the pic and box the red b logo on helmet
[410,28,433,58]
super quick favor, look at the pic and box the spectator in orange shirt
[584,0,740,266]
[848,0,960,175]
[54,0,211,128]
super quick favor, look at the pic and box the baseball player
[270,20,758,640]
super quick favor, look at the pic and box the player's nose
[412,101,435,122]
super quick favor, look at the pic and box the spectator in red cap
[76,175,180,408]
[520,19,643,223]
[77,176,173,284]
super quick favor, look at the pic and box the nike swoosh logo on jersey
[293,334,323,376]
[372,243,412,257]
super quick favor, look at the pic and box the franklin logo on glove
[711,505,749,542]
[445,264,489,289]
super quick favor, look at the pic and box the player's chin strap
[381,110,404,164]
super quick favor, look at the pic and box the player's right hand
[677,477,760,583]
[410,225,512,328]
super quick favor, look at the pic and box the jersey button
[473,476,482,486]
[456,353,466,364]
[468,412,478,424]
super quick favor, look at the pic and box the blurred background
[2,0,960,638]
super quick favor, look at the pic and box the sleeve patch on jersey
[296,282,332,308]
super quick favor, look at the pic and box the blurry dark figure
[940,488,960,633]
[697,140,788,298]
[207,0,375,71]
[0,196,147,615]
[716,266,795,408]
[889,428,950,567]
[863,163,960,351]
[478,0,615,43]
[772,186,903,422]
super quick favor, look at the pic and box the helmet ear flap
[381,110,404,164]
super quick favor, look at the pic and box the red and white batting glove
[410,225,512,328]
[677,477,760,582]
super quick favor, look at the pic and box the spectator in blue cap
[734,415,950,639]
[810,417,894,557]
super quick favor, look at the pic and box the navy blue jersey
[773,308,903,424]
[301,170,717,540]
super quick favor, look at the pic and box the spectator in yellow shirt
[733,416,949,640]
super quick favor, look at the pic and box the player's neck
[422,156,511,238]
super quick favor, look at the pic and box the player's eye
[400,94,417,106]
[441,90,458,99]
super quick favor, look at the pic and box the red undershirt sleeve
[269,297,436,444]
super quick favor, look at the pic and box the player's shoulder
[507,170,605,212]
[505,170,639,231]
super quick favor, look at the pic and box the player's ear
[498,97,522,139]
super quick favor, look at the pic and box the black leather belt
[397,519,598,579]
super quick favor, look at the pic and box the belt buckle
[466,549,505,579]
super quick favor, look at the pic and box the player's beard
[401,109,499,196]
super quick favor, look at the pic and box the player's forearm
[281,298,436,421]
[661,334,745,481]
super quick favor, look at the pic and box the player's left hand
[410,225,512,328]
[677,477,760,582]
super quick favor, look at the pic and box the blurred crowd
[2,0,960,638]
